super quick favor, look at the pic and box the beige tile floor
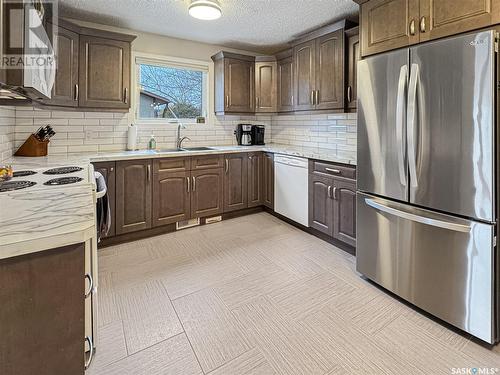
[88,212,500,375]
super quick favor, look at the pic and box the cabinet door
[255,62,277,112]
[277,56,294,112]
[115,160,152,234]
[153,169,190,227]
[262,152,274,209]
[224,58,254,113]
[308,174,334,236]
[361,0,420,57]
[247,152,263,207]
[93,161,116,237]
[79,35,130,109]
[346,28,360,110]
[293,40,316,111]
[315,30,344,110]
[419,0,500,42]
[41,24,79,107]
[333,178,356,247]
[191,168,224,218]
[223,153,248,212]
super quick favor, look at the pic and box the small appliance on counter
[235,124,252,146]
[251,125,265,145]
[14,125,56,157]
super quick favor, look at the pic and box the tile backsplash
[0,106,16,161]
[4,106,357,161]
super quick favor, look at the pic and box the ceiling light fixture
[188,0,222,20]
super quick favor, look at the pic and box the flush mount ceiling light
[188,0,222,20]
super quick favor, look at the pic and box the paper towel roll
[127,124,138,151]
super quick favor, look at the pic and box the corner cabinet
[262,152,274,209]
[212,52,255,115]
[308,160,356,248]
[255,58,277,113]
[276,51,294,112]
[361,0,500,57]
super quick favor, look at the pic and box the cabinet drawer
[312,160,356,180]
[191,154,223,170]
[155,157,190,173]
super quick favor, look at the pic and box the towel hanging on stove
[95,171,110,241]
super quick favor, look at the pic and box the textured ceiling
[58,0,359,53]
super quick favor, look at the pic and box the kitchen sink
[181,147,217,151]
[154,148,186,153]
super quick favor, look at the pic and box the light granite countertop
[1,143,355,259]
[5,143,356,169]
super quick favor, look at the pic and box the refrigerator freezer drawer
[356,192,496,343]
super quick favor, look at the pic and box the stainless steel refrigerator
[357,30,499,344]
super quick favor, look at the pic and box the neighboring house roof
[140,89,170,105]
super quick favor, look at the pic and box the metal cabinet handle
[186,176,190,193]
[192,176,196,192]
[110,167,114,172]
[419,16,426,33]
[147,165,151,182]
[225,159,229,174]
[333,187,337,200]
[84,336,94,370]
[74,84,79,101]
[226,95,229,108]
[347,86,352,103]
[291,95,294,106]
[124,88,128,104]
[315,90,319,105]
[327,185,332,198]
[325,167,341,175]
[310,90,315,105]
[409,19,416,36]
[84,273,94,298]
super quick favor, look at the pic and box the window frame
[132,52,212,124]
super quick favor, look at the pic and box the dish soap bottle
[148,133,156,150]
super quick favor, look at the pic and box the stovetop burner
[0,180,37,192]
[43,166,83,175]
[44,176,83,186]
[13,170,37,177]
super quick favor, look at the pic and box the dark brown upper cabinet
[262,152,274,209]
[79,35,131,109]
[346,27,360,110]
[191,168,224,218]
[293,39,316,111]
[247,152,263,207]
[212,52,255,115]
[115,159,152,234]
[93,161,116,237]
[255,58,277,113]
[276,51,294,113]
[223,153,248,213]
[39,22,79,107]
[361,0,500,57]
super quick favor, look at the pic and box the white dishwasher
[274,154,309,226]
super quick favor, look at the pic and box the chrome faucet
[167,102,190,150]
[176,123,190,149]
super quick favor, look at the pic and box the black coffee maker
[235,124,252,146]
[251,125,265,145]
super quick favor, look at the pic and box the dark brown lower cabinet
[93,161,116,237]
[263,152,274,209]
[247,152,263,207]
[115,159,152,234]
[191,168,224,217]
[332,178,356,247]
[0,244,85,375]
[153,170,190,226]
[224,153,248,212]
[309,173,334,236]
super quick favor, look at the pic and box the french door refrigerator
[357,30,499,344]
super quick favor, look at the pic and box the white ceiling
[58,0,359,54]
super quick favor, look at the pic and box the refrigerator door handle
[365,198,471,233]
[396,65,408,186]
[407,63,419,188]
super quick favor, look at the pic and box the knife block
[14,134,49,157]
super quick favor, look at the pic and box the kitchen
[0,0,499,374]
